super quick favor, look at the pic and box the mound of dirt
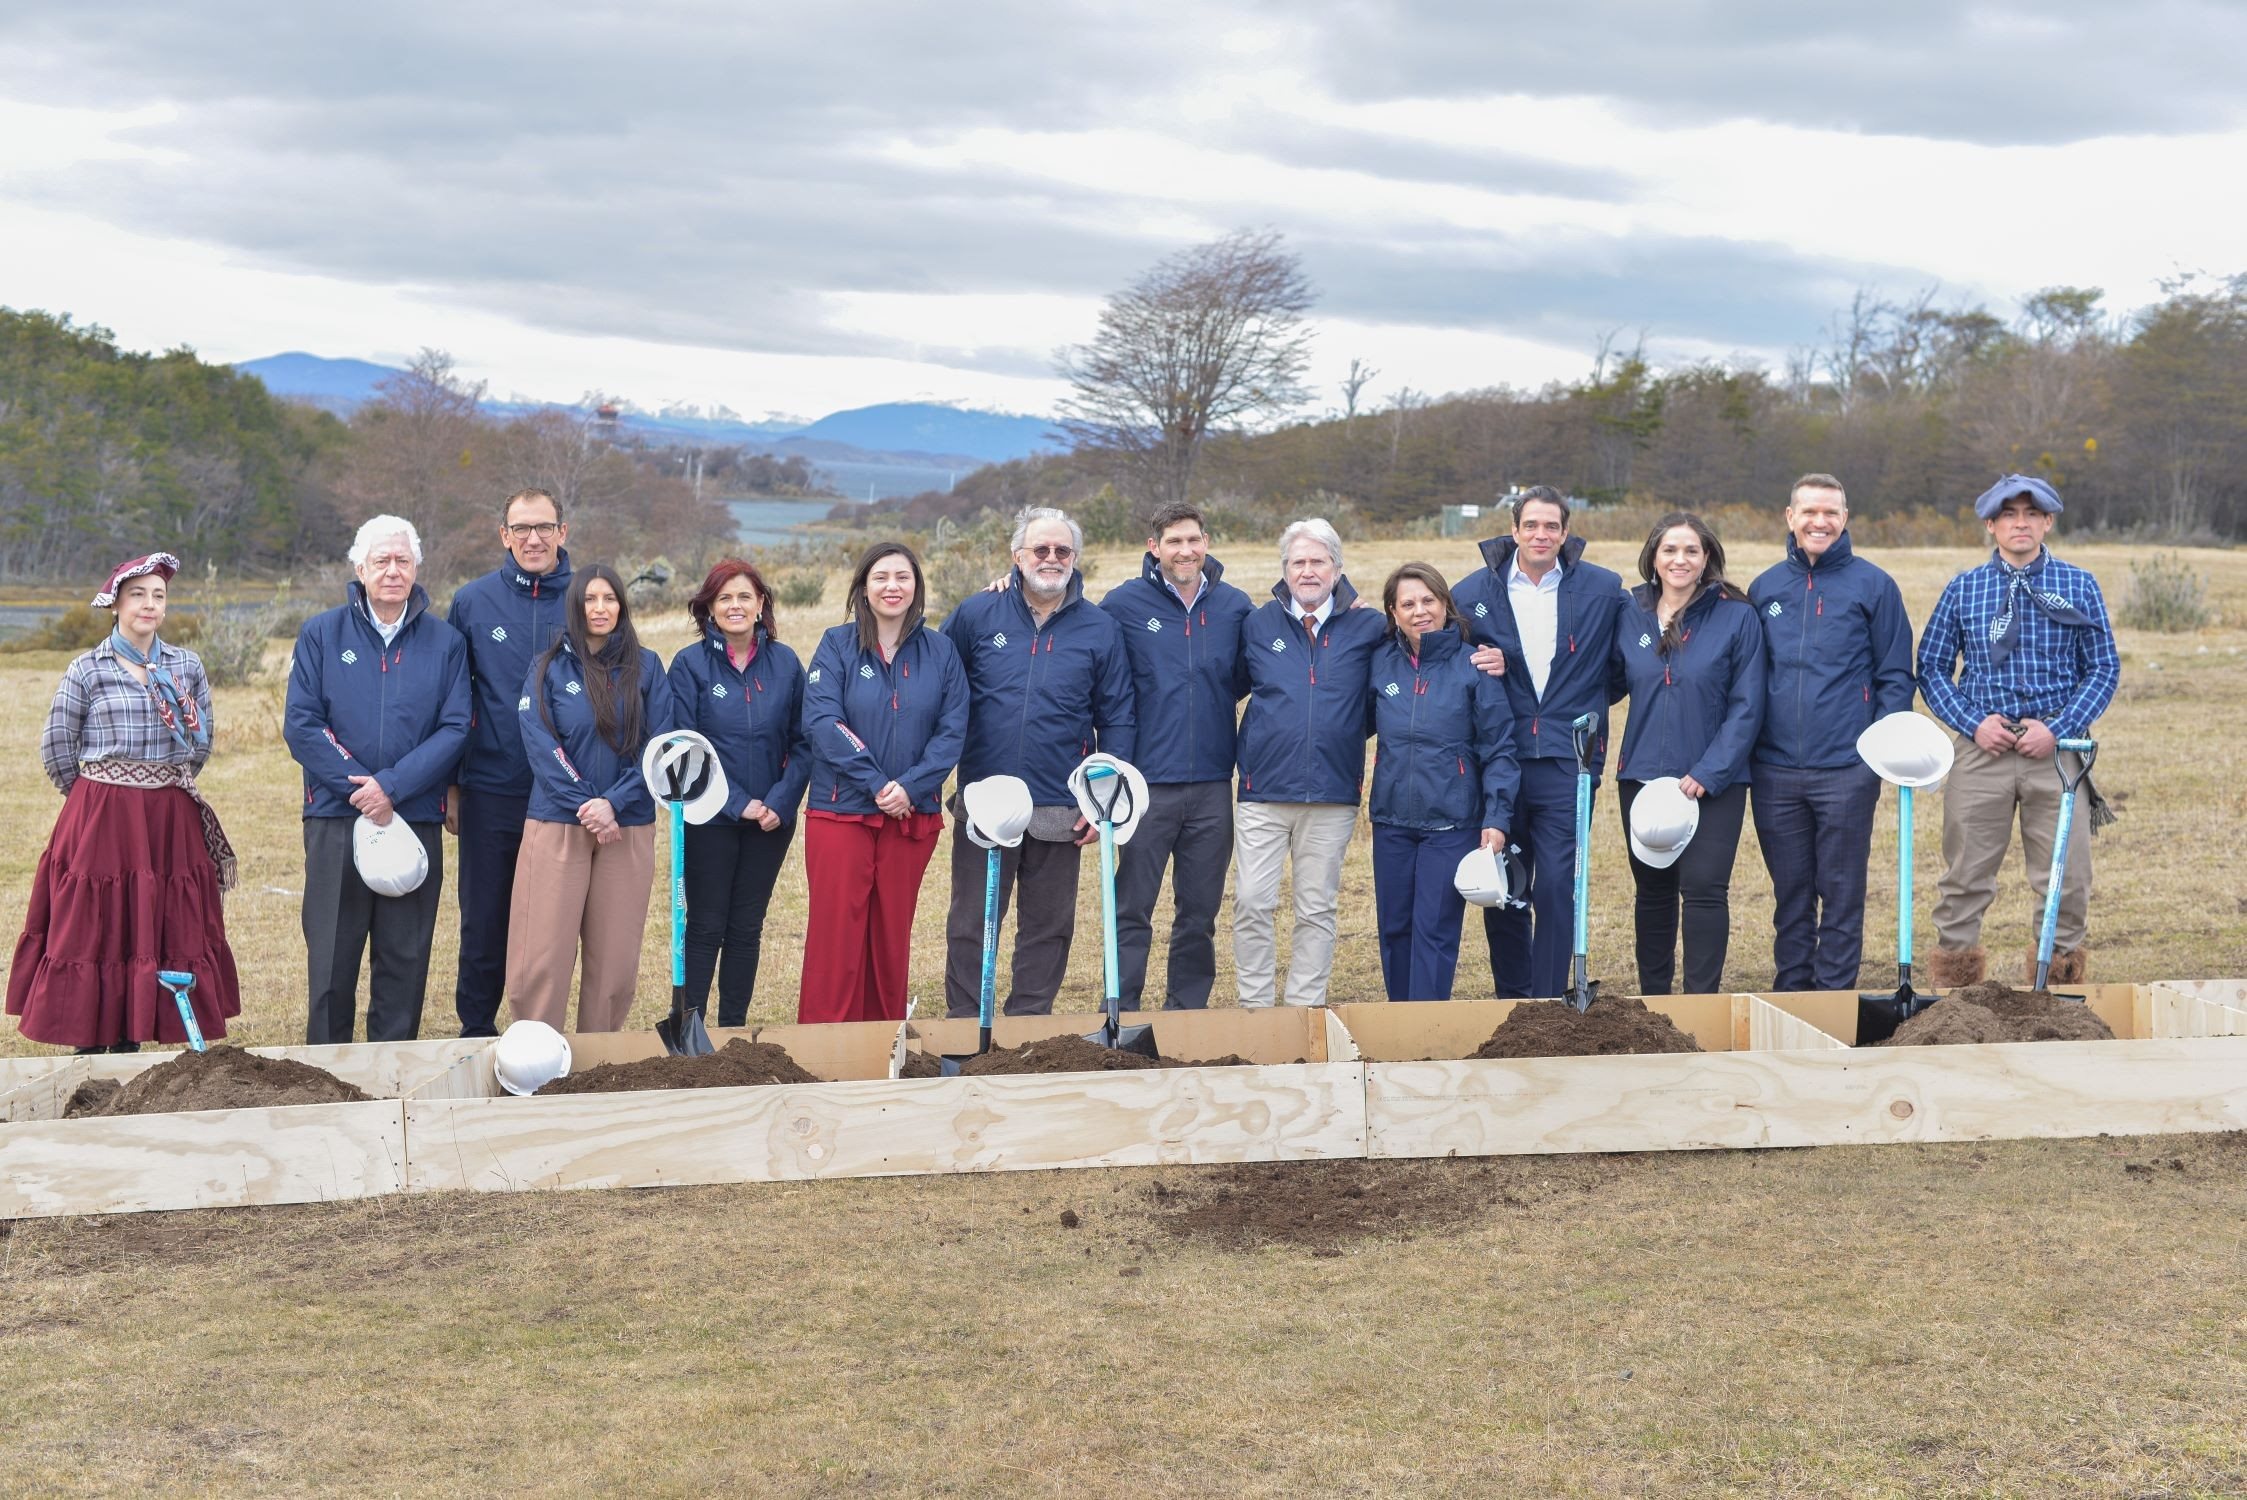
[1145,1155,1643,1254]
[536,1038,820,1095]
[64,1047,373,1118]
[895,1051,944,1079]
[1472,995,1703,1059]
[950,1034,1266,1076]
[1881,982,2116,1047]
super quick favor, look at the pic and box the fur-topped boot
[2031,946,2089,985]
[1926,945,1986,989]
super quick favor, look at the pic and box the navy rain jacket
[1610,584,1767,795]
[1098,552,1255,784]
[666,628,813,824]
[940,570,1136,805]
[521,637,671,826]
[1747,531,1916,771]
[285,582,471,823]
[446,548,572,794]
[1449,534,1628,778]
[1366,626,1521,833]
[1236,576,1387,805]
[800,621,970,816]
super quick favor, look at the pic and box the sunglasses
[1023,544,1075,561]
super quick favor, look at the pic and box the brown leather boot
[2049,946,2088,985]
[1926,946,1985,989]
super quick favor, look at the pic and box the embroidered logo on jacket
[340,649,358,665]
[1638,633,1653,649]
[1146,618,1161,632]
[808,668,821,683]
[491,626,508,641]
[712,684,728,698]
[1473,602,1488,617]
[992,632,1009,648]
[1383,682,1400,697]
[859,663,875,678]
[1270,637,1287,652]
[1765,601,1782,617]
[517,695,531,712]
[565,680,582,695]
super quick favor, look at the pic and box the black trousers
[302,815,444,1044]
[944,822,1082,1017]
[1617,780,1747,996]
[1113,780,1233,1010]
[682,818,796,1028]
[1485,758,1589,999]
[1751,761,1882,991]
[452,786,527,1038]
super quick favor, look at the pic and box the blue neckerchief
[1986,549,2094,669]
[109,629,208,754]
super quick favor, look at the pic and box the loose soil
[1139,1155,1649,1254]
[535,1037,820,1094]
[949,1033,1266,1075]
[62,1047,372,1118]
[895,1051,943,1079]
[1471,994,1702,1059]
[1881,980,2117,1046]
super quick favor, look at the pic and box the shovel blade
[1855,985,1930,1046]
[656,996,715,1058]
[1560,980,1600,1015]
[1084,1020,1161,1059]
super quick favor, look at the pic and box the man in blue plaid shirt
[1917,475,2120,989]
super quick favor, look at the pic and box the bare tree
[1057,228,1316,514]
[1340,357,1379,422]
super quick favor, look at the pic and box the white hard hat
[351,814,429,897]
[1627,778,1699,869]
[1068,753,1150,845]
[493,1019,572,1096]
[1453,845,1529,909]
[1856,711,1955,788]
[640,729,730,824]
[961,775,1033,849]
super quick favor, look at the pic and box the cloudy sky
[3,2,2242,422]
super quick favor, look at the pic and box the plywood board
[2148,979,2247,1011]
[906,1005,1330,1065]
[2146,986,2247,1039]
[1363,1035,2247,1159]
[404,1062,1368,1194]
[0,1035,491,1107]
[0,1097,409,1219]
[1743,996,1850,1052]
[1332,994,1739,1061]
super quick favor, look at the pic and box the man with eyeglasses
[940,505,1136,1016]
[443,487,573,1036]
[284,515,471,1043]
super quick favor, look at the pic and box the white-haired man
[1232,517,1385,1007]
[283,514,471,1043]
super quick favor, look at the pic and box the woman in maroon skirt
[7,552,241,1052]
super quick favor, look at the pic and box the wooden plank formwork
[400,1007,1364,1198]
[0,1037,487,1221]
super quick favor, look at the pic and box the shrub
[196,588,299,686]
[2120,552,2214,633]
[1,602,202,655]
[773,570,827,609]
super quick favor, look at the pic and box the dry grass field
[4,532,2246,1496]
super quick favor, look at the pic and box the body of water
[727,496,849,546]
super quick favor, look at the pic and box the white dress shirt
[1296,593,1335,635]
[1507,557,1563,700]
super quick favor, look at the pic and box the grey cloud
[1291,0,2247,145]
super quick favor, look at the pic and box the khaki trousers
[1931,737,2092,953]
[1232,802,1358,1008]
[504,818,656,1033]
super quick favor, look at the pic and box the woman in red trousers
[9,552,240,1051]
[797,542,969,1023]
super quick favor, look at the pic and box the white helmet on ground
[1068,754,1150,845]
[961,775,1033,849]
[351,814,429,897]
[493,1019,572,1096]
[640,729,730,824]
[1627,778,1699,869]
[1856,711,1955,788]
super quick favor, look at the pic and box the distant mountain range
[232,353,1066,488]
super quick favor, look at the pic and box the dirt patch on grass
[62,1047,371,1117]
[1472,995,1702,1058]
[1882,981,2117,1046]
[537,1036,819,1094]
[951,1033,1264,1075]
[1142,1155,1644,1254]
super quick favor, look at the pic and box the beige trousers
[1931,736,2093,953]
[1232,801,1359,1008]
[505,818,656,1033]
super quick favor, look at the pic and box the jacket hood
[1393,623,1467,660]
[348,580,432,633]
[503,547,572,598]
[1784,530,1855,571]
[1267,573,1362,613]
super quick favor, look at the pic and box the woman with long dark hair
[1365,562,1519,1000]
[664,557,809,1027]
[1610,512,1766,994]
[797,542,968,1023]
[507,563,670,1032]
[9,553,240,1051]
